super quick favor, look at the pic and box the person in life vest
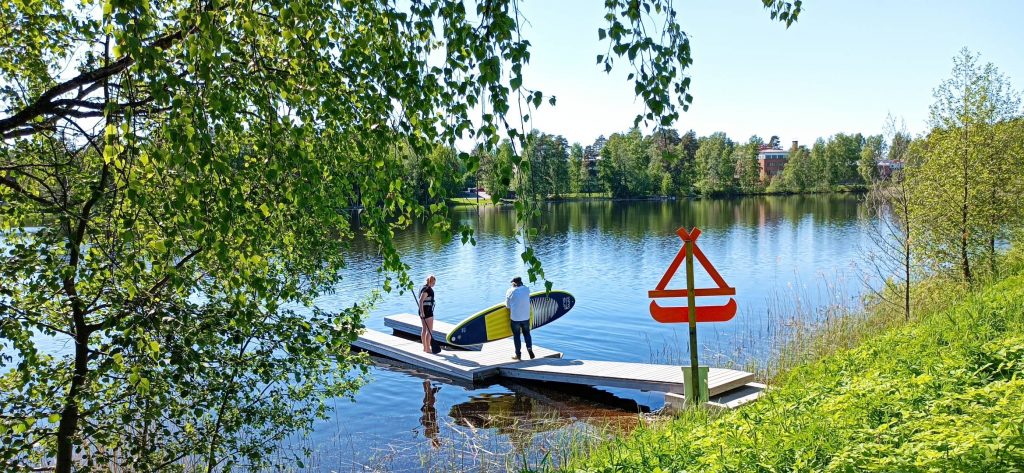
[418,275,437,354]
[505,276,534,360]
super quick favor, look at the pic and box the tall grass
[645,271,887,382]
[551,256,1024,472]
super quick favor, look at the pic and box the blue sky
[513,0,1024,147]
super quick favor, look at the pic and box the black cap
[511,276,523,286]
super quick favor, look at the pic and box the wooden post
[685,237,701,403]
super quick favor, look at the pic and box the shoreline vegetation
[435,127,885,208]
[540,249,1024,472]
[447,186,870,206]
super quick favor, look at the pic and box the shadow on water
[368,353,652,425]
[449,381,650,432]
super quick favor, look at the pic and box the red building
[757,141,794,181]
[877,160,905,179]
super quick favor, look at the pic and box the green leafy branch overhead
[0,0,802,470]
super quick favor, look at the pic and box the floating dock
[499,358,752,396]
[384,313,482,351]
[352,313,765,408]
[353,328,562,381]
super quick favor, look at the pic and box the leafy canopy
[0,0,802,470]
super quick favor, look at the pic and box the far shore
[447,186,869,207]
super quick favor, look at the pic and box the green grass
[553,268,1024,472]
[447,197,500,206]
[551,192,613,200]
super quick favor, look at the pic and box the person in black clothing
[418,275,437,354]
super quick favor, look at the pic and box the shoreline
[448,187,869,206]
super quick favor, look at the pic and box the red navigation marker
[648,227,737,323]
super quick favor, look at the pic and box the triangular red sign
[648,227,737,323]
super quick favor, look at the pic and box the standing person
[505,277,534,360]
[418,275,437,354]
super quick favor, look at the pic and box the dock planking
[665,382,767,411]
[358,317,758,403]
[498,358,753,396]
[383,313,482,350]
[352,328,562,381]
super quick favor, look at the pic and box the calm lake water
[301,194,874,471]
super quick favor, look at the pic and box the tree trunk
[56,327,89,473]
[990,234,997,276]
[961,207,971,283]
[961,118,971,284]
[904,211,911,322]
[55,149,108,473]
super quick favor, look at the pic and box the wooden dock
[357,315,760,403]
[384,313,482,350]
[665,382,767,411]
[352,328,562,381]
[498,358,752,396]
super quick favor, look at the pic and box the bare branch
[0,29,184,136]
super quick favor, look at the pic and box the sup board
[446,290,575,346]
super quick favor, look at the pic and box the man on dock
[506,277,534,360]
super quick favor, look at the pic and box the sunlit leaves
[909,49,1024,283]
[597,0,799,127]
[1,0,807,469]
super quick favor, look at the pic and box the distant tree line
[453,127,889,202]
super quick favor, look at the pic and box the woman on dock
[418,275,437,354]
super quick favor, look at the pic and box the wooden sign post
[648,227,736,403]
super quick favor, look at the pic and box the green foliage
[477,141,516,202]
[858,134,885,183]
[568,143,585,194]
[2,0,810,469]
[598,128,653,198]
[734,135,764,193]
[647,127,695,197]
[562,271,1024,473]
[775,144,814,192]
[517,131,570,200]
[908,48,1023,283]
[823,132,865,185]
[889,130,912,164]
[694,132,735,195]
[403,143,470,204]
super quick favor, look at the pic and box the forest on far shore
[413,127,897,203]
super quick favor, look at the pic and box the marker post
[684,234,703,403]
[648,227,731,404]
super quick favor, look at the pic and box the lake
[302,194,874,471]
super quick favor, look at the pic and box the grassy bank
[557,266,1024,471]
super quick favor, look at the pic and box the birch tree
[909,49,1022,283]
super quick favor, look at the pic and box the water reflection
[420,380,441,449]
[449,382,649,436]
[459,194,865,239]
